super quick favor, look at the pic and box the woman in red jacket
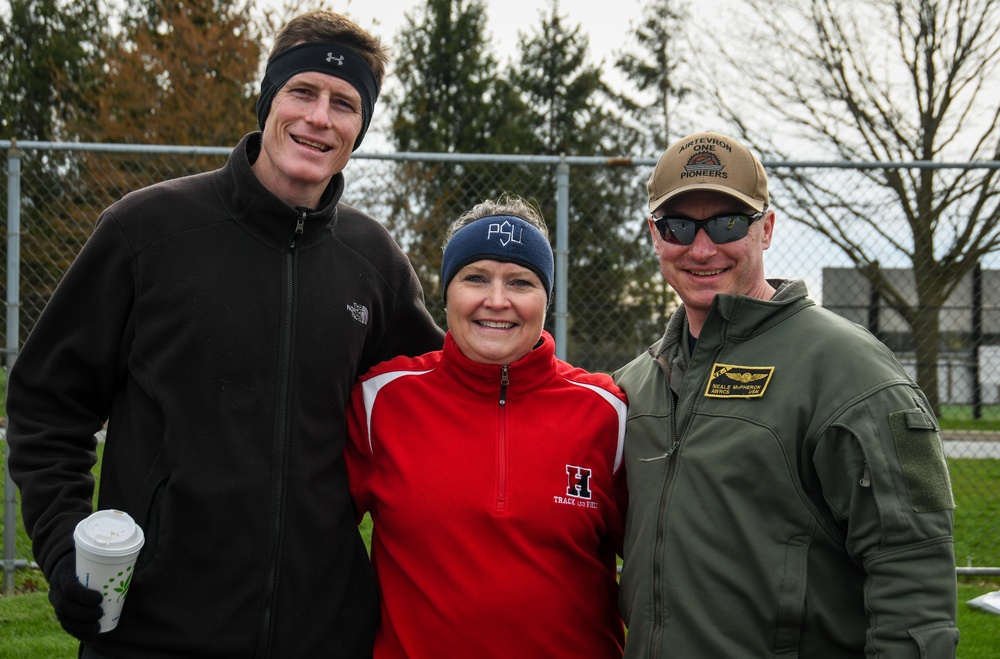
[346,195,628,658]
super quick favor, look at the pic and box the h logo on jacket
[566,465,593,499]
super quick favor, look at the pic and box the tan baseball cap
[647,131,768,213]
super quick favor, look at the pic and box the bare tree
[706,0,1000,413]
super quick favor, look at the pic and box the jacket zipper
[649,325,725,657]
[649,392,677,657]
[256,211,305,658]
[496,366,509,511]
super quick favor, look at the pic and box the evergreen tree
[0,0,110,345]
[0,0,107,141]
[511,1,667,369]
[390,0,525,155]
[511,4,607,156]
[383,0,535,321]
[615,0,691,149]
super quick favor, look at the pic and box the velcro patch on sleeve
[889,409,955,513]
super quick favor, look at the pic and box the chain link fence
[3,141,999,592]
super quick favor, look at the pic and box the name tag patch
[705,363,774,398]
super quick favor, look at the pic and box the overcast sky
[320,0,651,70]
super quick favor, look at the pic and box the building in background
[823,267,1000,407]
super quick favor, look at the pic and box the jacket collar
[649,279,809,367]
[220,132,345,247]
[441,330,556,399]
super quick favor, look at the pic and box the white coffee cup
[74,509,145,632]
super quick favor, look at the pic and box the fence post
[3,140,22,595]
[972,262,983,419]
[867,260,880,338]
[555,156,569,361]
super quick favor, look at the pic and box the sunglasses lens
[704,216,749,243]
[665,219,697,244]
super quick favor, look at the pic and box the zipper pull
[499,366,509,406]
[290,209,307,248]
[639,440,680,462]
[860,463,871,488]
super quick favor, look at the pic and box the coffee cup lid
[74,510,145,555]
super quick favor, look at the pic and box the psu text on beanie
[440,215,554,302]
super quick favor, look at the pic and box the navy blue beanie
[440,215,554,302]
[257,41,380,152]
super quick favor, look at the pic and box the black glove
[48,552,103,642]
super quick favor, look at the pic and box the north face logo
[566,465,593,499]
[347,303,369,325]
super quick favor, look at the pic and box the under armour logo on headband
[326,53,344,65]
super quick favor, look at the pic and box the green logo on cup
[102,565,133,603]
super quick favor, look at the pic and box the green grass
[957,580,1000,659]
[951,459,1000,567]
[940,405,1000,431]
[3,444,999,657]
[1,578,997,658]
[0,591,77,658]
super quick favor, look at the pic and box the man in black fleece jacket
[7,9,442,658]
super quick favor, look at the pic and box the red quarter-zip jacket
[346,331,628,658]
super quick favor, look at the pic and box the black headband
[256,41,380,152]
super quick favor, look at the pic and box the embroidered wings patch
[704,363,774,399]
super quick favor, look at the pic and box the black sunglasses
[652,209,767,245]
